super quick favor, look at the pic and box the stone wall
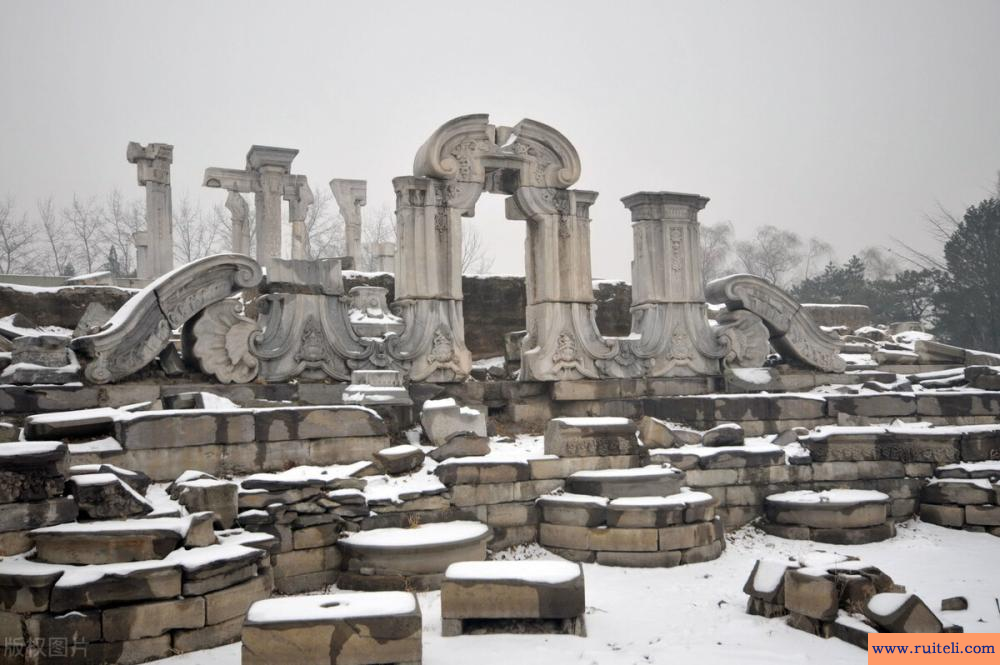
[0,284,134,328]
[343,273,633,358]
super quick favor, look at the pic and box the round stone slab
[606,491,717,528]
[242,592,421,665]
[565,465,685,499]
[764,489,889,529]
[338,521,491,589]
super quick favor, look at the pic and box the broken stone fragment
[863,593,943,633]
[420,398,487,446]
[428,431,490,462]
[374,444,425,475]
[940,596,968,611]
[702,423,744,447]
[638,416,702,448]
[68,472,153,519]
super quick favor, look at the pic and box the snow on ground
[149,520,1000,665]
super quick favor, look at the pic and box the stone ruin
[0,113,997,663]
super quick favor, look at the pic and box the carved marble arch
[412,114,583,215]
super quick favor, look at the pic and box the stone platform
[242,592,422,665]
[337,521,491,591]
[440,560,585,636]
[537,464,725,567]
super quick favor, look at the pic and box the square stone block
[441,560,584,620]
[242,592,421,665]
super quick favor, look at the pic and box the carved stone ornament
[706,273,846,372]
[71,254,263,383]
[714,309,771,369]
[251,293,382,382]
[412,114,582,214]
[187,299,260,383]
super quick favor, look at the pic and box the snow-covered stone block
[242,592,422,665]
[545,417,640,457]
[441,560,585,636]
[420,398,487,446]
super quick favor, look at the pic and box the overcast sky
[2,0,998,280]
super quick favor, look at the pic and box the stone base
[441,615,586,637]
[758,518,896,544]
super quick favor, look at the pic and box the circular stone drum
[761,489,894,544]
[338,520,491,591]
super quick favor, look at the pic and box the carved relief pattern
[189,299,260,383]
[71,254,263,384]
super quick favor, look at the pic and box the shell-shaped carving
[189,299,260,384]
[715,310,771,369]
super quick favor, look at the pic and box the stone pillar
[225,191,251,255]
[330,179,367,265]
[374,242,396,273]
[621,191,725,376]
[507,187,615,381]
[284,175,313,260]
[126,142,173,278]
[132,231,150,280]
[246,146,297,264]
[387,176,470,382]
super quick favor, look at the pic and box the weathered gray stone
[702,423,744,447]
[919,503,965,528]
[242,592,422,665]
[743,558,799,604]
[638,416,701,447]
[544,417,640,458]
[863,593,943,633]
[102,596,206,641]
[941,596,968,611]
[441,560,584,621]
[764,490,889,529]
[536,495,607,527]
[0,497,77,534]
[428,432,490,462]
[205,572,273,625]
[565,465,684,499]
[67,473,153,519]
[922,479,995,505]
[49,563,182,612]
[784,569,839,621]
[421,398,487,446]
[175,478,239,528]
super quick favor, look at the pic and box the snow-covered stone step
[30,513,217,565]
[242,592,422,665]
[565,465,684,499]
[337,520,490,591]
[440,560,585,636]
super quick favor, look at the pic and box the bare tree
[62,195,104,274]
[700,220,734,282]
[173,197,223,264]
[461,221,494,274]
[802,237,835,281]
[100,189,144,276]
[358,204,396,271]
[733,225,804,288]
[305,187,343,258]
[859,246,900,281]
[0,197,38,274]
[37,197,72,275]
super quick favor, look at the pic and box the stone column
[374,242,396,273]
[225,191,251,255]
[507,187,615,381]
[387,176,470,382]
[132,231,150,280]
[330,179,367,265]
[621,191,725,376]
[246,146,297,264]
[126,142,173,278]
[284,175,313,260]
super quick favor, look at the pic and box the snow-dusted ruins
[1,114,999,664]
